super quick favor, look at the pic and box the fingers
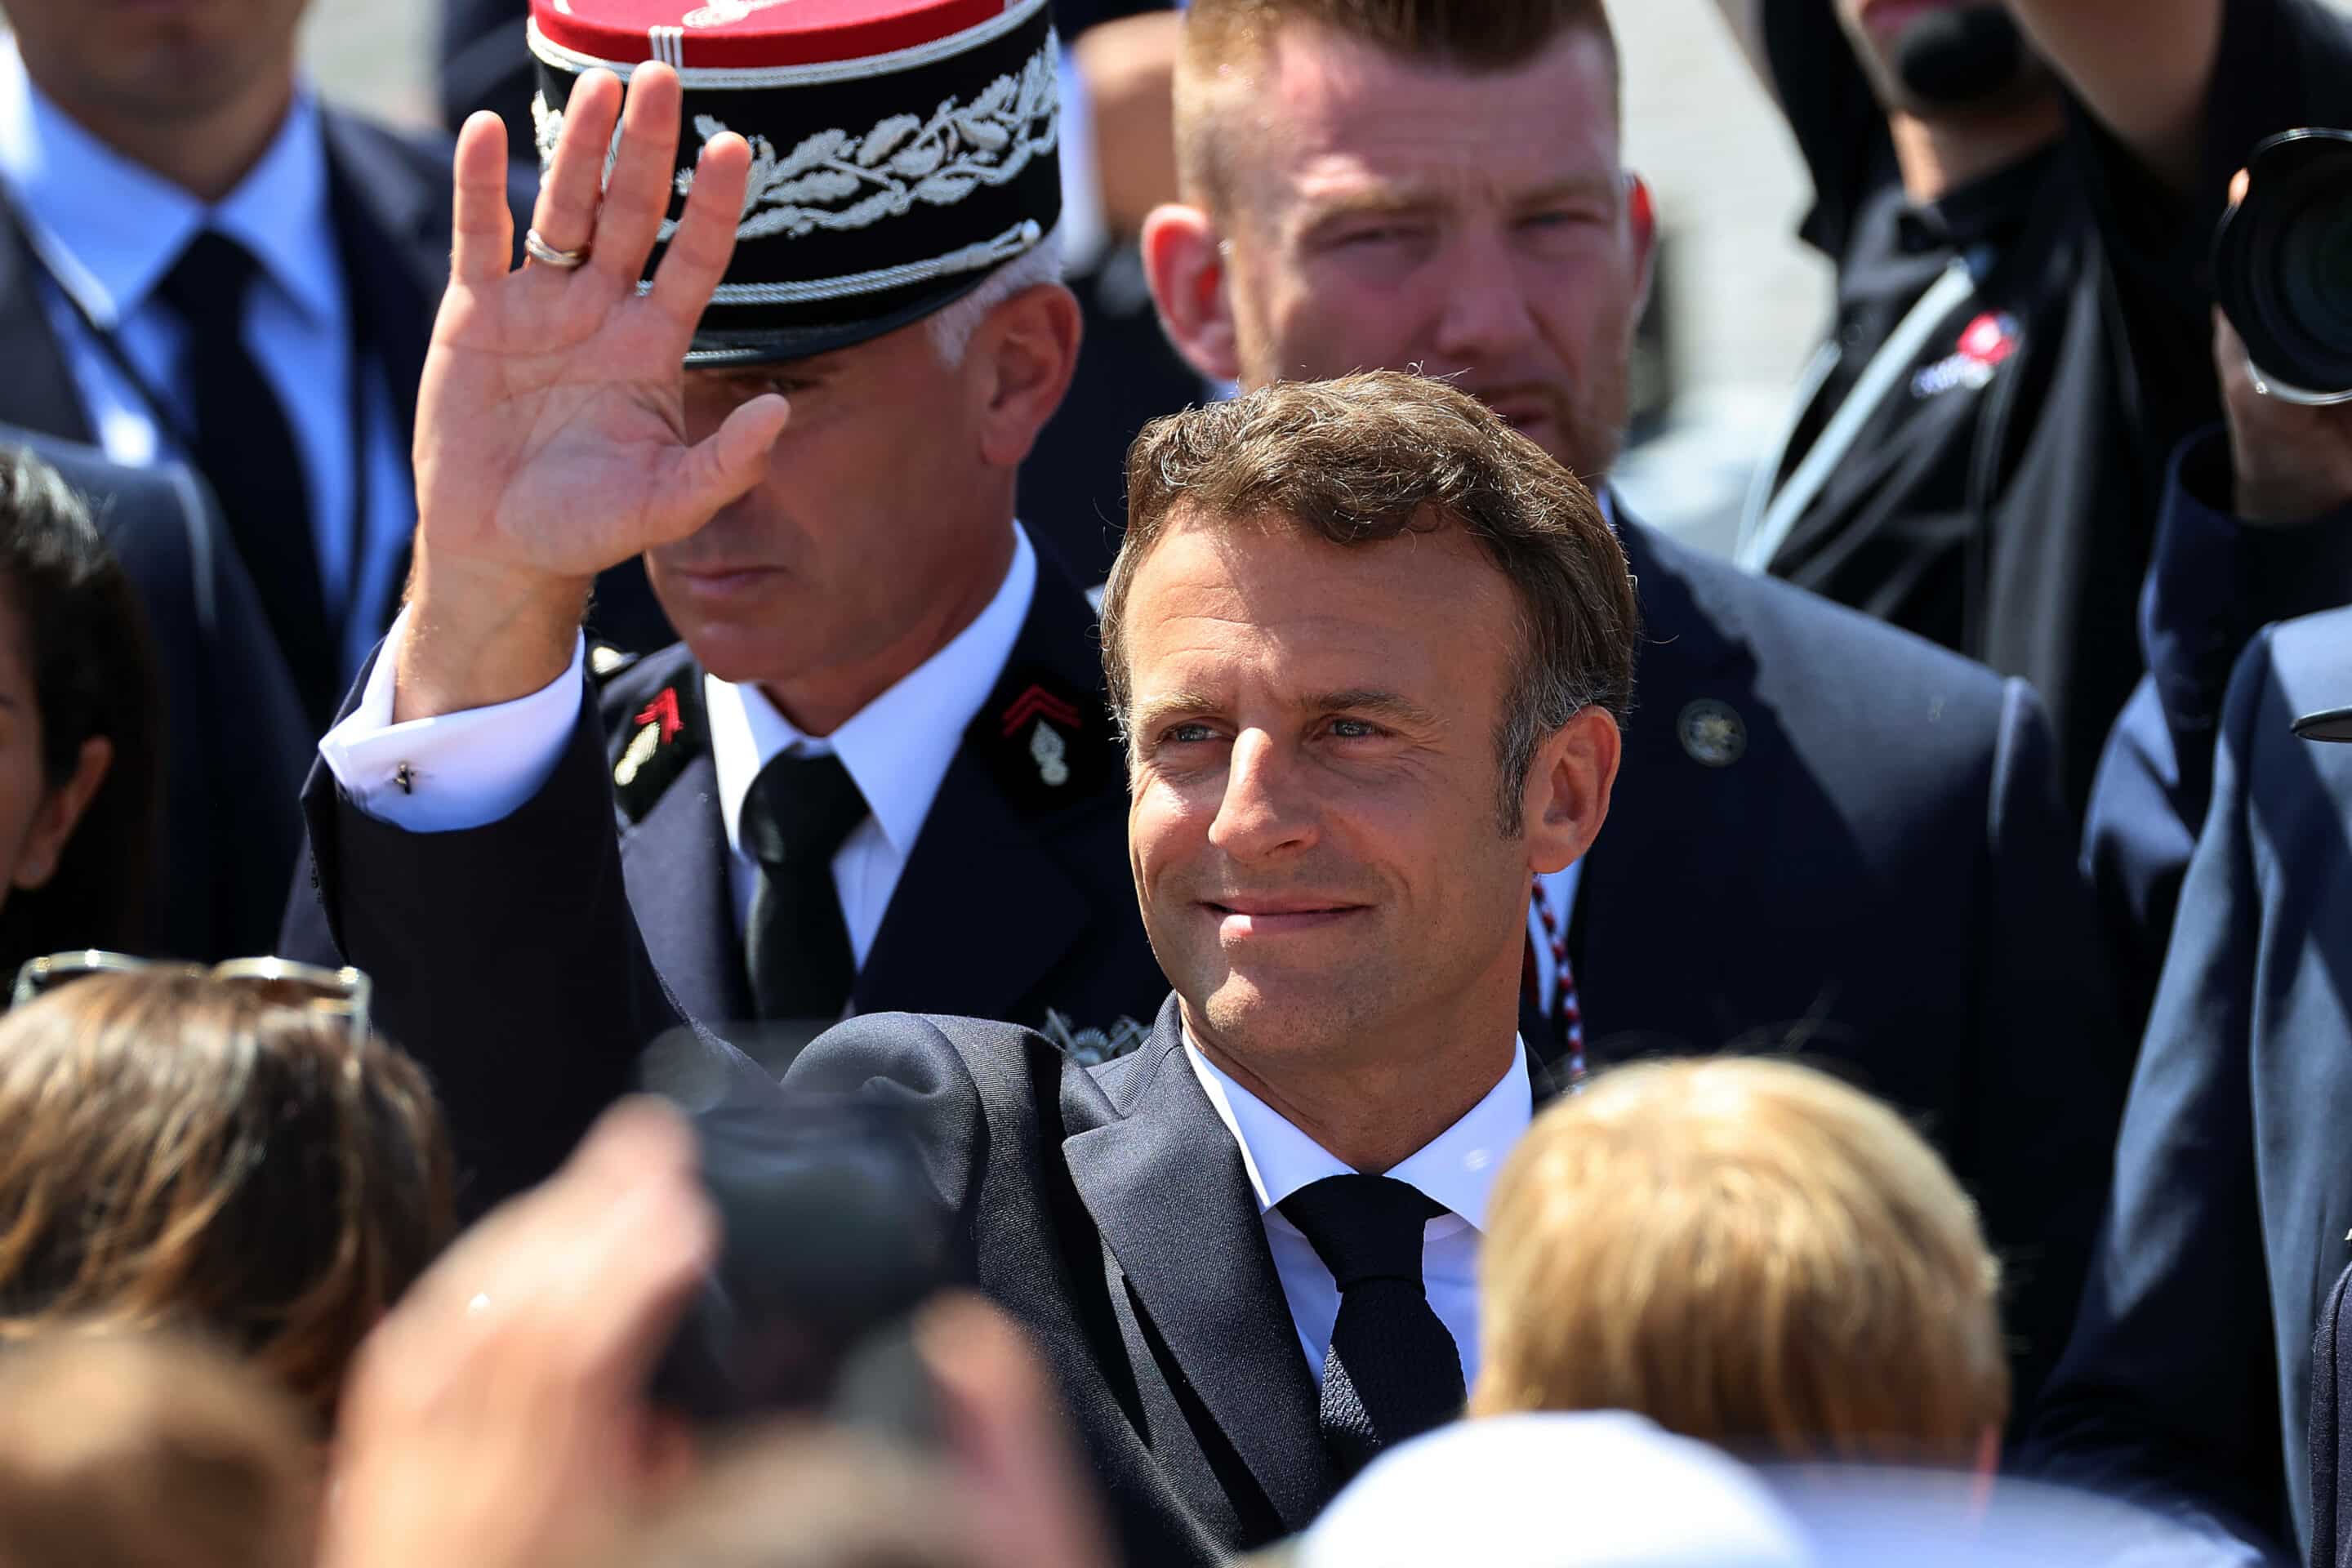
[594,64,688,290]
[648,133,752,334]
[451,112,517,288]
[532,70,623,260]
[664,393,789,528]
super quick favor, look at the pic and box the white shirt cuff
[318,607,587,833]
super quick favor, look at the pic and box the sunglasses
[11,951,373,1041]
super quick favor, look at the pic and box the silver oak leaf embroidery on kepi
[656,39,1058,243]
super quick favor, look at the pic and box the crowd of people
[2,0,2352,1561]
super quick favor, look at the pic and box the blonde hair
[1470,1058,2007,1465]
[0,971,454,1422]
[0,1332,314,1568]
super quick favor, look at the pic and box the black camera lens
[2214,128,2352,403]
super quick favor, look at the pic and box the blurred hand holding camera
[319,1098,719,1568]
[2219,310,2352,527]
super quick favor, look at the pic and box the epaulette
[611,671,706,823]
[588,642,641,682]
[970,662,1120,815]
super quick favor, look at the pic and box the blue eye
[1161,722,1217,745]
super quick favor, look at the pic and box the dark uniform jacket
[10,430,310,961]
[281,556,1167,1207]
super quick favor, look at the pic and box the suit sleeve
[1965,677,2132,1432]
[292,662,715,1215]
[2085,429,2352,1032]
[2028,631,2290,1561]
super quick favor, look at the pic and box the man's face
[668,318,1008,694]
[1123,512,1540,1068]
[7,0,310,127]
[1196,25,1650,485]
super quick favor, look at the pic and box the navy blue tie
[1280,1174,1464,1482]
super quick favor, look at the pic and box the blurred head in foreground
[0,1332,313,1568]
[1291,1411,1810,1568]
[0,970,454,1420]
[1471,1057,2007,1468]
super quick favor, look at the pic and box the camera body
[2213,128,2352,406]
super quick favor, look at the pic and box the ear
[1624,171,1659,321]
[1521,708,1619,876]
[972,280,1085,470]
[1140,201,1241,382]
[12,735,113,892]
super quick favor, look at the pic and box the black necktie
[738,751,871,1022]
[1279,1174,1466,1483]
[156,229,337,729]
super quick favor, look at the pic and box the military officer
[281,0,1164,1205]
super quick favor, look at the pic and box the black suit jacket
[283,556,1168,1202]
[1579,515,2128,1435]
[11,430,310,961]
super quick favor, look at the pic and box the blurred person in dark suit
[1711,0,2352,808]
[1136,0,2123,1432]
[0,448,161,977]
[1472,1057,2007,1472]
[0,0,535,730]
[2025,336,2352,1560]
[0,1334,314,1568]
[8,432,310,961]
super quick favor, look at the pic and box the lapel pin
[1677,698,1747,768]
[616,688,686,790]
[1003,683,1082,788]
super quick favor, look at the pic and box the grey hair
[924,225,1067,365]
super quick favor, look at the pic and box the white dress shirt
[0,41,415,680]
[1185,1036,1533,1389]
[320,526,1039,969]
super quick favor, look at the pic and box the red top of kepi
[526,0,1061,366]
[528,0,1016,74]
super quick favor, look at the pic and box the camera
[2213,128,2352,406]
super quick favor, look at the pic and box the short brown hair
[1470,1058,2009,1466]
[0,1333,313,1568]
[1176,0,1619,203]
[0,972,455,1421]
[1101,371,1637,828]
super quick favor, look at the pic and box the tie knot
[1279,1174,1446,1291]
[158,229,263,318]
[739,751,870,873]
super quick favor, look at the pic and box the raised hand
[397,65,790,717]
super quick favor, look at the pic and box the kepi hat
[527,0,1062,364]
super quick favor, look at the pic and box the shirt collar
[707,523,1039,861]
[0,40,336,330]
[1184,1035,1533,1231]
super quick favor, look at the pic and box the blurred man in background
[1137,0,2123,1431]
[0,0,503,733]
[1717,0,2352,806]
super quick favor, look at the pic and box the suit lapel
[855,557,1119,1024]
[0,206,95,443]
[1062,1001,1329,1534]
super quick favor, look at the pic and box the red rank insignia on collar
[636,688,684,742]
[1000,684,1082,737]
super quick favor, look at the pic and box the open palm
[416,66,788,587]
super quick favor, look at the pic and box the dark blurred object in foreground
[2214,129,2352,404]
